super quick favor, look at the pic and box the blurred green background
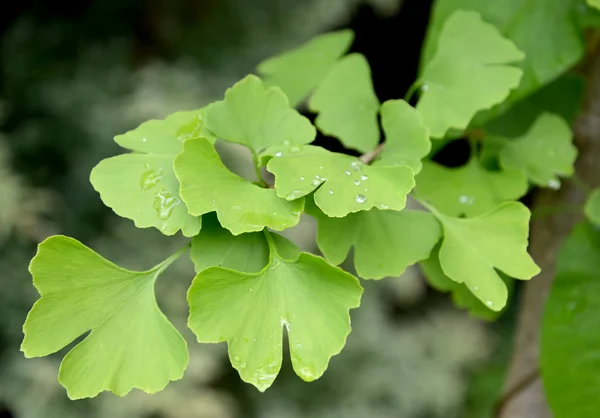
[0,1,513,417]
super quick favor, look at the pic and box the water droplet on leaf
[355,194,367,204]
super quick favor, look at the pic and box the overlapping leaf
[21,236,188,399]
[174,138,303,235]
[585,188,600,227]
[422,0,585,121]
[309,54,380,152]
[90,109,211,236]
[203,75,316,154]
[421,245,513,320]
[415,159,528,217]
[377,99,431,173]
[430,202,540,310]
[307,201,441,279]
[187,232,363,391]
[542,221,600,418]
[264,144,414,217]
[417,10,524,138]
[498,113,576,189]
[190,213,299,273]
[257,30,354,107]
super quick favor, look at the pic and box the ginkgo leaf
[174,138,303,235]
[417,10,524,138]
[415,159,528,217]
[204,75,316,154]
[21,236,188,399]
[90,109,212,237]
[307,200,441,279]
[264,144,414,217]
[420,245,513,321]
[542,221,600,418]
[498,113,576,189]
[584,188,600,227]
[422,0,586,120]
[187,231,363,392]
[590,0,600,10]
[429,201,540,311]
[377,99,431,174]
[190,213,299,273]
[257,30,354,107]
[308,53,380,152]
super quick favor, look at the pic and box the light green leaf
[415,159,528,217]
[431,202,540,311]
[498,113,576,188]
[190,213,299,273]
[309,54,380,152]
[584,188,600,227]
[90,109,211,237]
[174,138,303,235]
[265,144,414,217]
[257,30,354,107]
[420,245,513,321]
[187,232,363,391]
[307,201,441,279]
[204,75,316,154]
[21,236,188,399]
[422,0,585,122]
[590,0,600,9]
[541,221,600,418]
[417,10,524,138]
[377,99,431,174]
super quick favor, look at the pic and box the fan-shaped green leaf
[190,213,299,273]
[377,99,431,174]
[542,221,600,418]
[430,202,539,311]
[415,159,528,217]
[309,54,380,152]
[499,113,576,189]
[307,201,441,279]
[21,236,188,399]
[174,138,303,235]
[257,30,354,107]
[264,144,414,217]
[584,188,600,227]
[421,245,513,320]
[417,10,524,138]
[90,109,211,236]
[187,232,363,392]
[204,75,315,154]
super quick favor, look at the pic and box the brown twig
[359,142,385,164]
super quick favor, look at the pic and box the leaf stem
[359,143,385,164]
[252,153,267,187]
[153,243,191,276]
[404,80,421,103]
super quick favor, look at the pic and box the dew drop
[312,179,320,186]
[314,174,321,179]
[329,190,334,195]
[355,194,367,204]
[234,205,243,211]
[378,204,388,210]
[486,301,493,307]
[283,140,291,146]
[274,152,282,157]
[300,176,305,181]
[140,167,164,191]
[290,145,301,153]
[361,175,369,181]
[153,189,180,220]
[345,171,351,176]
[458,195,474,205]
[421,84,429,92]
[249,288,253,292]
[473,286,479,291]
[547,179,561,190]
[141,137,148,143]
[353,180,361,186]
[350,161,362,171]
